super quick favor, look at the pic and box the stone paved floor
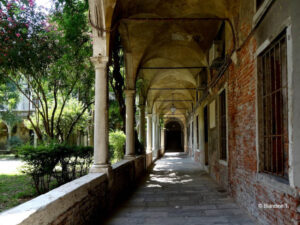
[103,153,257,225]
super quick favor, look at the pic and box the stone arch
[0,122,8,150]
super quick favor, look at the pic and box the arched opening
[165,121,183,152]
[0,122,8,150]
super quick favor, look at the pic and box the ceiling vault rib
[90,16,229,33]
[122,17,236,52]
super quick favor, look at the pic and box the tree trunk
[7,126,12,151]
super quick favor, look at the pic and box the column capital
[147,113,152,117]
[124,89,135,97]
[90,56,109,69]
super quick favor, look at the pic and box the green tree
[25,97,91,143]
[0,0,94,143]
[0,79,22,147]
[108,32,126,131]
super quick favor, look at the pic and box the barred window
[196,116,199,149]
[258,31,289,178]
[219,90,227,161]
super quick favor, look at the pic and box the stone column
[125,89,135,158]
[157,123,160,150]
[139,104,146,148]
[157,116,160,150]
[90,56,111,173]
[161,127,165,154]
[152,115,156,152]
[184,125,188,153]
[146,114,152,153]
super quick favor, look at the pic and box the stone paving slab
[103,153,257,225]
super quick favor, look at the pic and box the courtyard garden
[0,0,134,212]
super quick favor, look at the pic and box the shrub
[18,144,93,194]
[53,145,93,185]
[18,144,59,194]
[7,136,23,153]
[109,130,126,164]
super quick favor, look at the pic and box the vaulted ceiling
[99,0,240,121]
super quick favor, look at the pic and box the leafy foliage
[18,143,93,194]
[109,97,123,130]
[108,32,126,131]
[109,130,125,164]
[0,78,21,137]
[0,0,94,143]
[0,0,56,69]
[25,97,91,142]
[7,136,23,153]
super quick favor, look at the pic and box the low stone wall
[0,156,146,225]
[146,152,153,169]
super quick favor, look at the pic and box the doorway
[165,121,183,152]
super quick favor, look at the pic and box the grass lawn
[0,154,89,212]
[0,174,37,212]
[0,154,37,212]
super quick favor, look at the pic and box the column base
[89,164,112,174]
[124,155,136,160]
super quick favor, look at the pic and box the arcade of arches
[1,1,300,225]
[88,1,300,224]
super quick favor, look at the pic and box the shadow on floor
[100,153,257,225]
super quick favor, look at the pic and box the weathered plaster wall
[207,1,300,224]
[290,0,300,190]
[191,1,300,224]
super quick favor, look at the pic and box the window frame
[257,30,289,179]
[196,115,199,149]
[203,104,209,166]
[253,0,274,28]
[218,85,228,166]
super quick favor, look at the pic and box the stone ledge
[256,173,298,197]
[0,156,148,225]
[0,173,107,225]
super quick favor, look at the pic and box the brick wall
[209,34,300,225]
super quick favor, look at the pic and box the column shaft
[90,56,110,173]
[125,90,135,158]
[152,115,156,151]
[146,114,152,152]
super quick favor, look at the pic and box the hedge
[18,144,93,194]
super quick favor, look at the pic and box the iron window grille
[196,116,199,149]
[219,90,227,161]
[258,31,288,177]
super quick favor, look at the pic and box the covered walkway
[1,1,299,224]
[103,153,255,225]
